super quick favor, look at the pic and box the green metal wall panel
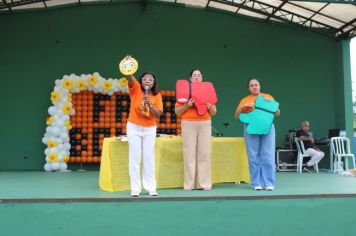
[0,3,349,170]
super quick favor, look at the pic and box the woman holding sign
[175,69,217,191]
[234,78,280,191]
[120,56,163,197]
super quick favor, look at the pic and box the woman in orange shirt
[175,69,217,191]
[234,78,280,191]
[126,69,163,197]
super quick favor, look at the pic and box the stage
[1,171,356,236]
[1,171,356,201]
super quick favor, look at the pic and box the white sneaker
[130,191,140,197]
[148,190,158,196]
[253,186,262,191]
[266,186,274,191]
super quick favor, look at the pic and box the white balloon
[59,163,68,171]
[42,137,48,145]
[60,97,68,103]
[51,163,60,171]
[44,163,52,172]
[57,144,65,151]
[51,126,61,136]
[57,153,64,162]
[48,106,57,116]
[59,132,68,142]
[72,88,80,93]
[48,147,58,153]
[62,115,70,121]
[55,118,65,127]
[64,143,71,150]
[46,126,53,134]
[63,136,70,143]
[51,137,60,144]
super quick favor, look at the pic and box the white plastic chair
[294,137,319,173]
[330,137,356,173]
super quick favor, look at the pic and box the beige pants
[181,120,212,190]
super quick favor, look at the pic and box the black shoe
[303,166,315,173]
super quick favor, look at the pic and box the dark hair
[247,77,259,88]
[189,69,203,77]
[138,72,159,96]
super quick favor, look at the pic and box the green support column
[342,40,354,152]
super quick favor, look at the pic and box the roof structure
[0,0,355,40]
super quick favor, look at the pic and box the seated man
[296,121,325,172]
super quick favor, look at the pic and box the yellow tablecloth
[99,136,250,192]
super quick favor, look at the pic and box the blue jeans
[244,124,276,188]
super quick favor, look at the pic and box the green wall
[0,3,348,170]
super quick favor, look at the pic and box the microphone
[144,85,149,96]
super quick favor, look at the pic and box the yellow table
[99,136,250,192]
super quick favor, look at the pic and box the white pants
[126,121,157,194]
[305,148,324,167]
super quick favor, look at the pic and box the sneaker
[131,191,139,197]
[253,186,262,191]
[303,166,315,173]
[148,190,158,196]
[266,186,274,191]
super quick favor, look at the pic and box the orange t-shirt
[175,102,212,121]
[127,79,163,127]
[236,93,274,113]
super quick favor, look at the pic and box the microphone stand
[212,126,223,137]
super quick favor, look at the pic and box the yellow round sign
[119,57,139,75]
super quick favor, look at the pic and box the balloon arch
[42,73,128,171]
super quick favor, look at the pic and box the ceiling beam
[301,3,329,26]
[289,1,346,25]
[0,0,51,10]
[293,0,355,4]
[266,0,287,21]
[336,18,356,39]
[212,0,337,31]
[1,0,12,12]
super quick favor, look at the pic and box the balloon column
[43,73,179,171]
